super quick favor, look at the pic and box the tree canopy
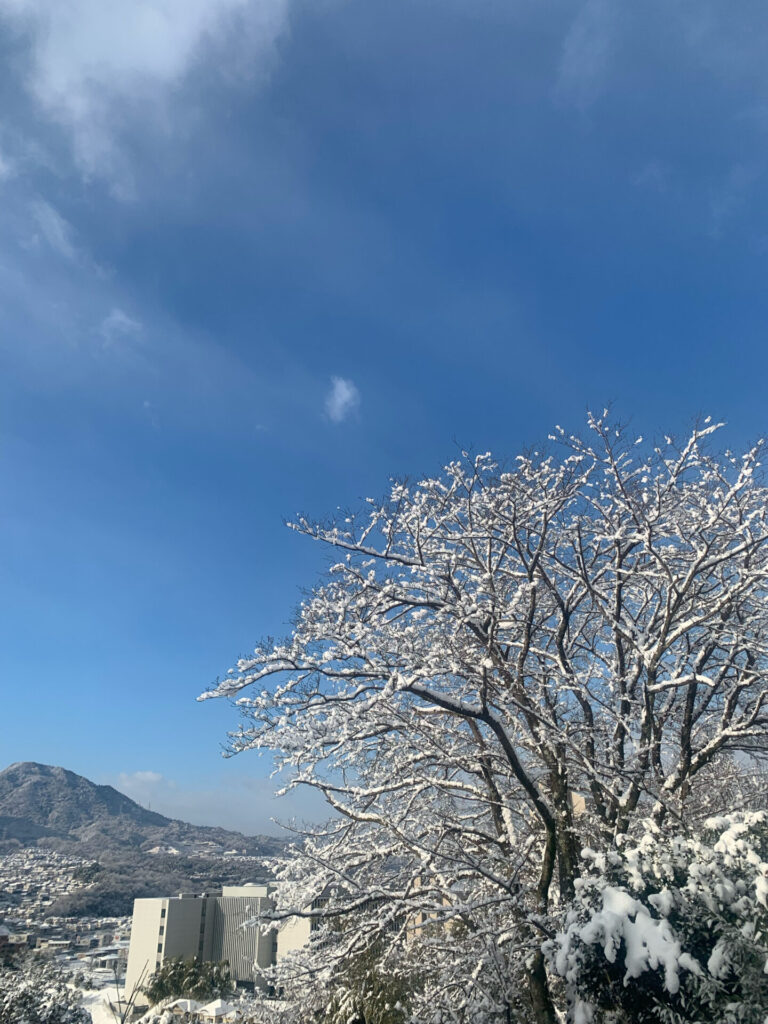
[204,416,768,1023]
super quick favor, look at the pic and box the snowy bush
[549,813,768,1023]
[0,955,92,1024]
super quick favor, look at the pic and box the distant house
[197,998,239,1022]
[167,998,202,1016]
[83,943,129,970]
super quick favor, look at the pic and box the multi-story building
[124,884,277,999]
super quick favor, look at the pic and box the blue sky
[3,0,768,834]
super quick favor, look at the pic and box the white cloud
[325,375,360,423]
[100,307,143,346]
[29,198,78,260]
[1,0,290,191]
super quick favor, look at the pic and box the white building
[124,884,276,999]
[274,913,313,960]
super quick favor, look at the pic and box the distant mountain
[0,762,285,858]
[0,763,290,917]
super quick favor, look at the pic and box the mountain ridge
[0,761,284,858]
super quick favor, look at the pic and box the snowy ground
[79,984,122,1024]
[61,966,132,1024]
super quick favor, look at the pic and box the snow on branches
[203,417,768,1024]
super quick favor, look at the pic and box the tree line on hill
[49,853,273,918]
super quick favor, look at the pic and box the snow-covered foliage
[135,1011,173,1024]
[141,958,233,1006]
[227,997,305,1024]
[550,813,768,1023]
[0,956,92,1024]
[314,937,412,1024]
[203,417,768,1023]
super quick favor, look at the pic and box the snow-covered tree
[0,956,92,1024]
[203,416,768,1023]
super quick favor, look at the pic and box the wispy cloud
[0,149,14,181]
[632,160,670,193]
[100,307,143,347]
[555,0,615,111]
[325,375,360,423]
[29,199,78,261]
[119,769,164,787]
[708,163,759,238]
[2,0,290,193]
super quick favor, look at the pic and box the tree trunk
[550,757,579,902]
[529,950,557,1024]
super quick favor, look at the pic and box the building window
[157,944,162,953]
[160,909,166,919]
[159,926,164,935]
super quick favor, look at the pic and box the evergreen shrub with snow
[550,813,768,1024]
[321,938,412,1024]
[142,957,233,1006]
